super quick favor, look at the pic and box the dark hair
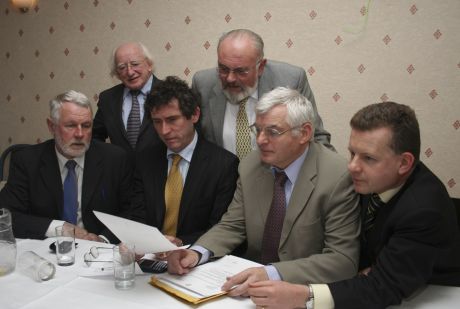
[145,76,200,119]
[350,102,420,162]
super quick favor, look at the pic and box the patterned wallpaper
[0,0,459,196]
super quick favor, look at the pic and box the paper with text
[152,255,261,301]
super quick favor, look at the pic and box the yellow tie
[236,97,252,160]
[163,154,183,236]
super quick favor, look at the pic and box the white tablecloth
[1,238,459,308]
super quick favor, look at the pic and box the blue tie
[62,160,78,224]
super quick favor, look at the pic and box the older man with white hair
[0,90,133,243]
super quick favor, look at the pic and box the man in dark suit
[0,90,132,243]
[131,76,239,246]
[93,42,160,159]
[192,29,333,158]
[248,102,460,309]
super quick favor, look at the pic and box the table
[1,239,459,309]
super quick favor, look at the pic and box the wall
[0,0,459,196]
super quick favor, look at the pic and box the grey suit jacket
[192,60,333,150]
[196,142,360,284]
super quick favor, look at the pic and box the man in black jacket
[93,42,160,160]
[0,90,132,243]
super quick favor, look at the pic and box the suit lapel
[211,84,227,146]
[258,63,276,97]
[279,144,317,247]
[255,163,275,226]
[112,85,127,138]
[39,141,64,217]
[178,137,207,229]
[139,74,158,136]
[81,143,103,215]
[153,146,168,228]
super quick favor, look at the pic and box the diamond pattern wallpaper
[0,0,459,196]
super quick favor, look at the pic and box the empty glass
[113,243,135,290]
[0,208,16,277]
[17,251,55,282]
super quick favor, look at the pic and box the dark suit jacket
[0,139,133,243]
[130,135,239,245]
[192,60,333,150]
[329,162,460,308]
[92,75,161,160]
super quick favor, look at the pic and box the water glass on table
[55,225,75,266]
[17,251,55,282]
[113,243,135,290]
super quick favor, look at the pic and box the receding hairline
[217,29,264,59]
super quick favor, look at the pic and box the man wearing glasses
[192,29,333,160]
[93,42,160,161]
[167,87,360,296]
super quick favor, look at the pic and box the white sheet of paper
[155,255,262,297]
[93,211,181,254]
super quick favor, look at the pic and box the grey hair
[110,42,154,76]
[217,29,264,59]
[49,90,92,123]
[256,87,316,136]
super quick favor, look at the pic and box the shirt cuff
[189,245,212,265]
[265,265,282,281]
[310,284,335,309]
[45,220,65,238]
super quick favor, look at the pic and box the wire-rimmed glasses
[216,60,262,78]
[83,246,113,267]
[249,123,305,139]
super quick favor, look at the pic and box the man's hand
[166,249,200,275]
[248,280,309,309]
[221,266,269,297]
[63,222,103,242]
[156,235,184,260]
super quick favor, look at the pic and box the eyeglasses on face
[249,123,305,139]
[116,59,145,73]
[216,60,261,77]
[83,246,113,267]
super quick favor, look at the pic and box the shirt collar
[166,131,198,163]
[55,147,85,171]
[271,145,309,185]
[122,75,153,99]
[377,185,404,203]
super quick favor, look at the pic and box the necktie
[163,154,183,236]
[62,160,78,224]
[363,193,384,232]
[126,90,141,149]
[260,171,288,264]
[236,97,252,160]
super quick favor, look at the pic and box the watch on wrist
[306,284,314,309]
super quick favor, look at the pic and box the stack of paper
[150,255,261,304]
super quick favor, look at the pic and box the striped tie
[363,193,384,231]
[236,97,252,160]
[126,90,141,149]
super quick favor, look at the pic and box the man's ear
[191,106,201,124]
[299,122,313,144]
[46,118,55,135]
[398,152,415,175]
[257,58,267,77]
